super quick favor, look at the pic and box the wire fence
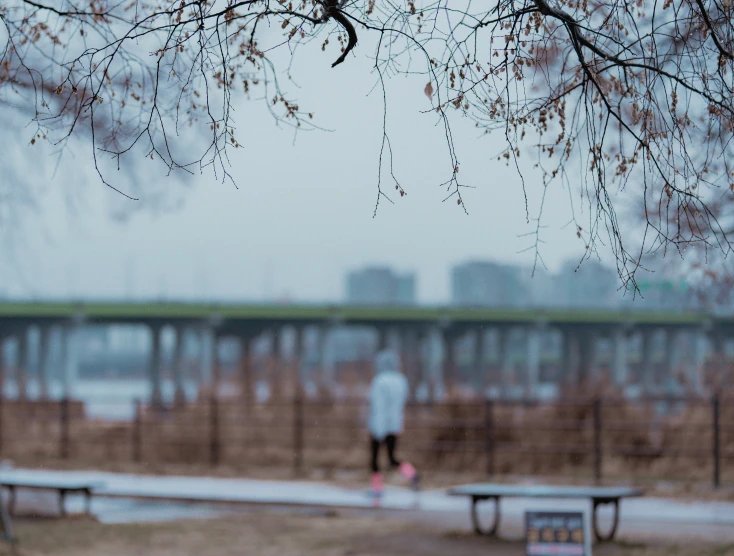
[0,394,731,487]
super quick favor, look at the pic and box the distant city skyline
[0,253,693,310]
[340,260,693,310]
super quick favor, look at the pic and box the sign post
[526,511,591,556]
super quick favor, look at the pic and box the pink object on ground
[370,472,384,494]
[399,462,416,480]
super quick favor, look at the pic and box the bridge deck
[0,301,713,326]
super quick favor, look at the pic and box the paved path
[1,469,422,511]
[2,468,733,541]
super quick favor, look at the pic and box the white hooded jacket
[368,350,409,441]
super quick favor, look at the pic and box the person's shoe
[399,462,416,480]
[369,472,384,497]
[411,472,421,492]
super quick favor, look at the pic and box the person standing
[368,349,419,497]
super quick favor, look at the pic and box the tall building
[555,259,618,308]
[451,261,527,307]
[345,266,416,306]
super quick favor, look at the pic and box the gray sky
[1,29,611,304]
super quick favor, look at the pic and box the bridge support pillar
[148,324,164,409]
[16,329,29,401]
[293,327,305,396]
[442,331,457,398]
[38,325,51,401]
[418,329,430,400]
[640,328,656,393]
[212,333,222,394]
[690,328,707,393]
[497,327,514,397]
[198,326,215,389]
[59,327,70,398]
[172,326,186,408]
[561,328,595,388]
[426,327,442,401]
[377,327,400,354]
[377,327,389,351]
[526,324,544,398]
[63,324,82,399]
[401,328,419,401]
[0,334,6,401]
[663,328,681,391]
[272,327,300,399]
[578,332,595,387]
[473,328,487,396]
[0,335,5,400]
[709,332,726,390]
[318,326,335,397]
[270,329,284,401]
[561,330,578,387]
[238,335,253,407]
[612,327,628,387]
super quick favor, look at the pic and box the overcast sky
[1,25,629,305]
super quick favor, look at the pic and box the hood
[374,349,401,374]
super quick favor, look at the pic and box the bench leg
[84,489,92,516]
[592,498,620,542]
[0,488,14,546]
[59,490,67,518]
[7,487,15,517]
[471,496,501,537]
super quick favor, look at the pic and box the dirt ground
[1,511,733,556]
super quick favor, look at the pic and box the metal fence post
[293,393,304,475]
[132,399,142,463]
[0,346,4,458]
[210,394,220,466]
[484,398,495,477]
[713,395,721,489]
[60,397,70,460]
[0,352,4,457]
[593,397,602,485]
[0,386,4,457]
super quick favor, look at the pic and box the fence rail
[0,394,730,487]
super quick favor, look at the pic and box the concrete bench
[448,483,643,542]
[0,478,104,517]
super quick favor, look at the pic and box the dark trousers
[370,434,401,473]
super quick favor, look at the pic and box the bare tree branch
[2,0,734,290]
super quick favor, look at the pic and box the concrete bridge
[0,301,731,405]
